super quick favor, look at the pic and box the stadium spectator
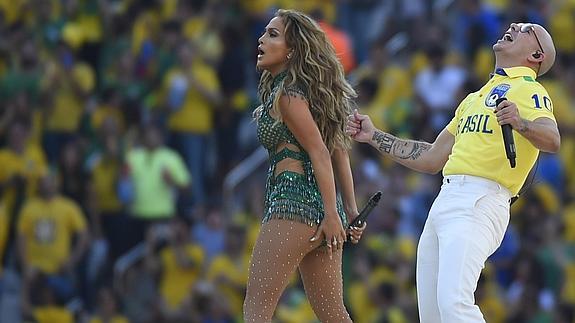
[145,216,204,321]
[124,124,190,247]
[17,174,89,303]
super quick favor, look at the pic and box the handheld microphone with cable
[496,97,516,168]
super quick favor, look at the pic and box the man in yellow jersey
[347,23,560,323]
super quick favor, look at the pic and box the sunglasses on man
[518,23,544,54]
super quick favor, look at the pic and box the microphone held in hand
[349,191,382,228]
[496,97,516,168]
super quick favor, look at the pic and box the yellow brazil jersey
[240,0,275,15]
[91,157,123,213]
[279,0,336,22]
[131,10,160,54]
[159,244,204,310]
[62,14,103,50]
[0,145,48,212]
[182,18,222,61]
[353,63,412,132]
[91,105,125,132]
[347,282,378,323]
[444,66,556,195]
[33,306,74,323]
[45,62,95,132]
[550,4,575,54]
[165,60,220,134]
[18,196,87,274]
[206,253,250,314]
[0,0,27,25]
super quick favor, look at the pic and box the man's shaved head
[493,23,556,77]
[533,24,556,76]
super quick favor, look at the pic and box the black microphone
[496,97,516,168]
[349,191,382,228]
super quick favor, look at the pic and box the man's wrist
[518,119,529,133]
[370,129,395,154]
[368,130,377,146]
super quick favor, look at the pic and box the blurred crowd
[0,0,575,322]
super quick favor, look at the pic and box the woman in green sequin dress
[243,9,366,323]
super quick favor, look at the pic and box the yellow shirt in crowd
[91,157,123,213]
[89,316,129,323]
[444,66,556,195]
[18,196,86,274]
[347,266,401,323]
[62,13,103,50]
[159,244,204,310]
[165,60,220,134]
[354,64,413,132]
[207,253,250,314]
[33,306,74,323]
[44,62,95,132]
[0,145,48,212]
[0,0,27,25]
[91,105,125,132]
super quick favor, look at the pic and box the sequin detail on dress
[256,71,347,227]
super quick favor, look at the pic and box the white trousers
[416,175,511,323]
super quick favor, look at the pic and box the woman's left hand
[347,221,367,244]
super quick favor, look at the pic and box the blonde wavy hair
[254,9,357,151]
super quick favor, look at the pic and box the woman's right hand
[310,212,347,259]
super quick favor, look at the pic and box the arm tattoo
[518,119,529,134]
[372,130,431,160]
[392,141,432,160]
[372,130,396,154]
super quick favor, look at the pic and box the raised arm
[347,110,454,174]
[279,94,347,255]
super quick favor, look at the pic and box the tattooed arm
[347,110,454,174]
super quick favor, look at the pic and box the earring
[287,52,293,59]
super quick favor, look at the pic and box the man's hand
[495,100,525,131]
[346,109,375,143]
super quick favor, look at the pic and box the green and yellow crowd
[1,0,575,322]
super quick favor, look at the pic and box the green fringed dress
[256,71,348,228]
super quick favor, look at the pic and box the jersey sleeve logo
[485,83,511,108]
